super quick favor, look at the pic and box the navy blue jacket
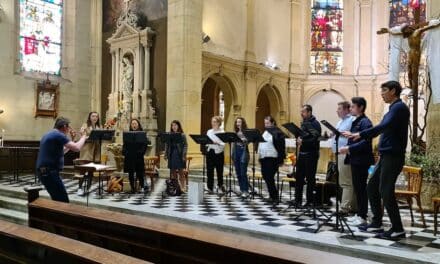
[346,115,374,166]
[360,99,409,155]
[299,115,321,153]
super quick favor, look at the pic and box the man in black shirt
[345,81,409,240]
[294,105,322,207]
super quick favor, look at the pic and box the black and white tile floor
[2,173,440,263]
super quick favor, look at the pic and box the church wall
[202,0,247,61]
[0,0,93,140]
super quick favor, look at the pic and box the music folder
[123,131,148,143]
[320,120,340,137]
[282,122,308,138]
[89,130,115,141]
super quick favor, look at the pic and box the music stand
[315,120,355,236]
[89,130,115,163]
[216,132,242,197]
[123,131,148,194]
[242,129,265,199]
[190,135,213,186]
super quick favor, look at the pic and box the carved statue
[377,20,440,92]
[121,57,134,101]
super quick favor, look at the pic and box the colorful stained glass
[310,0,343,74]
[19,0,63,75]
[389,0,426,27]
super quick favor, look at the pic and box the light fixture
[202,32,211,43]
[264,60,280,70]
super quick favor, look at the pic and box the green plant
[406,149,440,184]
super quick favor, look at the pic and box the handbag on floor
[165,178,182,196]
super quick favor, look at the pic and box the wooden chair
[280,154,296,201]
[182,157,193,188]
[144,156,159,191]
[433,197,440,236]
[395,166,426,227]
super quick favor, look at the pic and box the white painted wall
[0,0,93,140]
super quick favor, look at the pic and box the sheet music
[78,162,114,171]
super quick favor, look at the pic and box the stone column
[167,0,203,156]
[289,0,309,74]
[356,0,374,75]
[90,0,102,115]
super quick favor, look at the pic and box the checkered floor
[2,173,440,262]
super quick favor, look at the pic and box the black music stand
[216,132,242,197]
[89,130,115,163]
[281,123,307,208]
[315,120,355,236]
[190,135,213,186]
[242,129,265,199]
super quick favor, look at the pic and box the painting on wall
[35,80,59,118]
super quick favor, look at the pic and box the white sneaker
[347,215,360,222]
[352,217,367,226]
[241,191,249,198]
[77,188,84,196]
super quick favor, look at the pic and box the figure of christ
[377,20,440,93]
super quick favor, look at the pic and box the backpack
[165,178,182,196]
[326,161,338,183]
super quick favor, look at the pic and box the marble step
[0,195,28,213]
[0,207,28,226]
[0,186,28,200]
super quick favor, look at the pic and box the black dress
[169,144,185,170]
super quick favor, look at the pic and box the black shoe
[302,202,313,208]
[375,228,406,240]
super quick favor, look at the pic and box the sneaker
[241,191,249,198]
[352,217,367,226]
[376,229,406,240]
[218,186,226,195]
[77,188,84,196]
[347,215,360,222]
[358,222,384,233]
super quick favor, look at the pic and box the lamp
[202,32,211,43]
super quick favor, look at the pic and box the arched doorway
[307,90,345,134]
[201,75,235,134]
[255,84,281,132]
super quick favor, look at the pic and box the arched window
[310,0,343,75]
[389,0,426,27]
[19,0,63,75]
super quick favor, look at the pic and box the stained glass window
[310,0,343,75]
[19,0,63,75]
[389,0,426,27]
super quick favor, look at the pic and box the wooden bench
[0,219,148,264]
[25,187,377,264]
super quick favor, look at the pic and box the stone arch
[306,90,346,133]
[255,83,285,131]
[201,73,238,133]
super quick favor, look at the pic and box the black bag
[165,178,182,196]
[326,161,337,183]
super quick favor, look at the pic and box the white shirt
[332,114,354,153]
[258,131,278,159]
[206,128,225,154]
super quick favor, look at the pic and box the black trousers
[368,154,405,231]
[351,164,370,219]
[206,150,224,190]
[260,158,279,200]
[128,162,145,191]
[295,152,319,204]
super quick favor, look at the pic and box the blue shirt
[332,114,353,153]
[36,129,69,170]
[360,99,409,155]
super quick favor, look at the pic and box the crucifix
[124,0,133,14]
[377,7,440,149]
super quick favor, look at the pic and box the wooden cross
[377,7,440,150]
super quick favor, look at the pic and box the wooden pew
[0,219,149,264]
[25,188,377,264]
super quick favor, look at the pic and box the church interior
[1,0,440,263]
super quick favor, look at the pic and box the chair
[395,166,426,227]
[182,157,193,188]
[279,154,296,201]
[144,156,159,191]
[433,197,440,236]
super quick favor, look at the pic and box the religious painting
[389,0,426,28]
[19,0,63,75]
[35,80,59,118]
[310,0,343,74]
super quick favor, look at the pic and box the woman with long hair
[233,117,250,198]
[77,111,101,196]
[206,116,225,194]
[164,120,188,192]
[123,119,148,193]
[258,116,286,205]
